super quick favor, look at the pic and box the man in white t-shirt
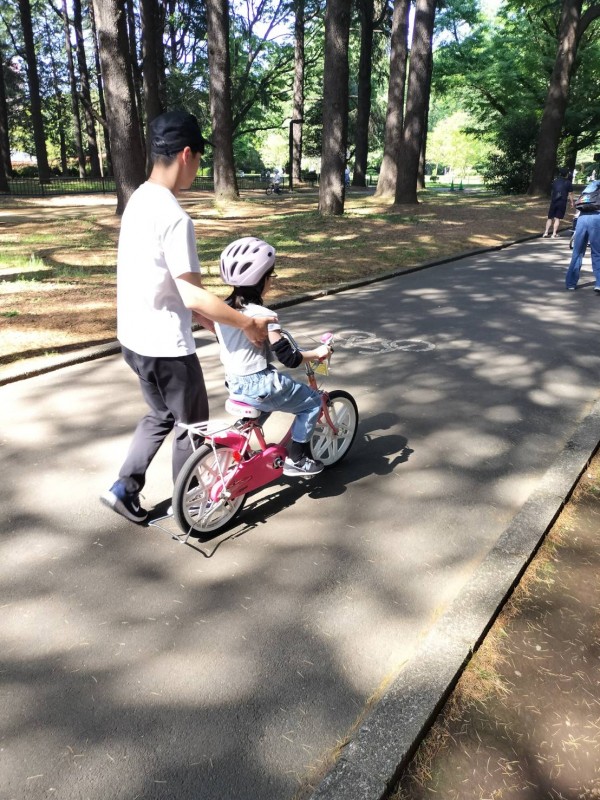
[101,110,273,524]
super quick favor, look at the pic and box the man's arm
[175,272,274,347]
[192,311,215,333]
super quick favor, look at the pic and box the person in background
[565,193,600,292]
[543,167,574,238]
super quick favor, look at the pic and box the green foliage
[428,111,492,177]
[432,0,600,191]
[233,138,264,172]
[479,113,538,193]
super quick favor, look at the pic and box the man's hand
[243,316,275,347]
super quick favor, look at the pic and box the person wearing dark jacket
[543,167,575,238]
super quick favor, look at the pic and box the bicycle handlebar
[280,329,334,355]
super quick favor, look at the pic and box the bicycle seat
[225,398,262,418]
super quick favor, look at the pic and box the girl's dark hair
[225,267,274,309]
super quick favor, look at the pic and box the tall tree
[528,0,593,195]
[17,0,52,182]
[395,0,437,204]
[352,0,385,187]
[417,54,433,190]
[125,0,145,154]
[319,0,352,215]
[92,0,145,212]
[375,0,410,198]
[44,19,68,174]
[73,0,101,176]
[291,0,305,182]
[206,0,239,200]
[88,0,112,174]
[60,0,86,176]
[140,0,166,125]
[0,46,12,181]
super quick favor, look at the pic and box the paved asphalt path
[2,237,600,800]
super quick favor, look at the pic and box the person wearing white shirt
[101,111,273,523]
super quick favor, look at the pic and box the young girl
[215,237,331,476]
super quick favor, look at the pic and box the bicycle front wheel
[311,389,359,467]
[172,444,247,535]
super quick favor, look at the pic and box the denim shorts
[227,367,321,443]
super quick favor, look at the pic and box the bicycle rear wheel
[311,390,358,466]
[172,444,247,535]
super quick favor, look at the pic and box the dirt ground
[393,451,600,800]
[0,187,551,377]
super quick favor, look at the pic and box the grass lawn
[0,186,551,371]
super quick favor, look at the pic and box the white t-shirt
[215,303,280,376]
[117,182,201,357]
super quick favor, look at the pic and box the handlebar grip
[321,332,334,345]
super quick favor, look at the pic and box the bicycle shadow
[156,411,412,557]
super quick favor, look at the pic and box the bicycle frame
[178,331,338,503]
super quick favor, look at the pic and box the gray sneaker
[283,456,324,477]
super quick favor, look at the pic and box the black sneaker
[100,480,148,523]
[282,455,324,477]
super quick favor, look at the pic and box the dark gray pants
[118,346,209,493]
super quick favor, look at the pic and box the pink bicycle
[172,332,358,538]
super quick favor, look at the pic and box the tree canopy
[1,0,600,210]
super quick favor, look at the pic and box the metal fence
[2,173,293,197]
[4,176,116,197]
[1,171,384,198]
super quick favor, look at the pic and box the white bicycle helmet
[220,237,276,286]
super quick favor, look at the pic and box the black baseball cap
[149,111,205,157]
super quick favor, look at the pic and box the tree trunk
[291,0,305,183]
[417,54,432,190]
[394,0,436,204]
[73,0,101,176]
[17,0,52,182]
[125,0,146,155]
[0,155,8,193]
[44,20,69,174]
[61,0,86,177]
[92,0,146,213]
[168,0,178,65]
[0,47,13,181]
[528,0,582,196]
[352,0,375,187]
[140,0,166,173]
[206,0,239,201]
[375,0,410,198]
[318,0,352,215]
[88,0,112,175]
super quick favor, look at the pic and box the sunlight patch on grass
[0,253,47,271]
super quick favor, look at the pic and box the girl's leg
[272,374,322,443]
[238,371,321,442]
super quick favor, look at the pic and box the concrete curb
[308,400,600,800]
[0,233,541,387]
